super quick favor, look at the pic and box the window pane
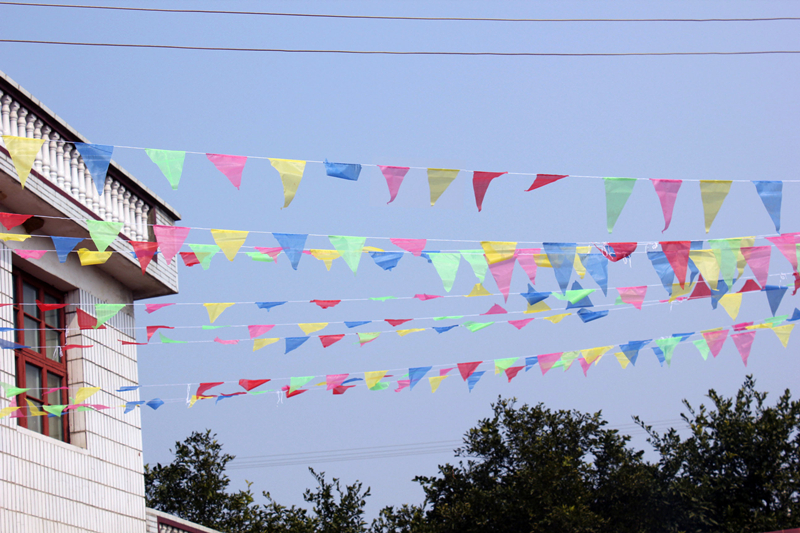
[25,363,42,396]
[45,329,61,362]
[27,399,44,434]
[47,413,64,441]
[46,373,62,404]
[23,316,39,351]
[22,281,39,318]
[44,294,61,328]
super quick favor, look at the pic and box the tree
[639,375,800,533]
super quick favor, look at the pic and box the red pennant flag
[239,379,270,391]
[505,366,524,382]
[660,241,691,288]
[597,242,638,262]
[285,388,307,398]
[196,382,224,397]
[689,275,711,299]
[333,385,355,395]
[733,322,754,331]
[472,171,507,212]
[738,279,762,293]
[179,251,200,267]
[525,174,568,192]
[311,299,341,309]
[319,334,346,348]
[130,241,159,274]
[458,361,482,381]
[121,341,147,345]
[76,308,106,330]
[385,319,412,327]
[36,300,68,313]
[794,272,800,296]
[0,212,32,230]
[146,325,173,342]
[64,344,93,350]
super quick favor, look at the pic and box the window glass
[23,316,39,351]
[43,294,60,327]
[45,329,61,362]
[25,363,42,393]
[22,281,39,318]
[27,400,43,434]
[46,374,64,441]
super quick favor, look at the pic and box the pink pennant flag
[439,367,454,376]
[391,238,426,257]
[740,246,771,288]
[733,322,754,331]
[509,318,534,330]
[14,249,47,259]
[130,241,159,274]
[488,256,515,302]
[766,233,800,272]
[326,374,349,391]
[146,303,175,314]
[617,286,647,310]
[214,337,239,345]
[578,357,591,377]
[379,165,410,204]
[395,379,411,392]
[660,241,691,288]
[525,174,568,192]
[414,293,442,301]
[146,325,173,342]
[457,361,482,381]
[515,248,540,285]
[597,242,638,263]
[254,247,282,262]
[206,153,247,190]
[702,329,729,358]
[651,179,683,232]
[385,319,412,327]
[731,331,756,366]
[482,304,507,315]
[248,325,275,339]
[538,352,563,375]
[153,225,190,266]
[472,171,507,212]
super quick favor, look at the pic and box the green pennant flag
[86,220,123,252]
[556,351,580,371]
[603,177,637,233]
[246,251,274,262]
[43,405,66,417]
[699,180,732,233]
[656,337,682,366]
[494,357,518,374]
[463,321,494,332]
[329,235,367,274]
[188,244,220,270]
[693,338,711,360]
[428,252,461,292]
[358,332,381,345]
[370,296,396,301]
[1,382,29,397]
[552,289,596,304]
[289,376,314,393]
[159,332,186,344]
[460,250,488,283]
[434,316,463,321]
[709,239,738,287]
[202,325,230,330]
[94,303,125,328]
[146,149,186,190]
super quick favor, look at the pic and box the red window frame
[13,269,69,442]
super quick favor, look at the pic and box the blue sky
[3,0,800,516]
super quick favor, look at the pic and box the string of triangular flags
[2,135,792,231]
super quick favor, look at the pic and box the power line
[1,2,799,23]
[1,39,799,57]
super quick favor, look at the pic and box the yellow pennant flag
[581,345,613,365]
[204,302,234,323]
[210,229,249,261]
[533,254,552,268]
[427,168,459,206]
[689,250,721,290]
[718,293,743,320]
[574,246,591,279]
[699,180,732,233]
[429,375,449,393]
[736,237,755,277]
[73,386,101,405]
[525,301,551,314]
[77,248,112,266]
[2,136,45,188]
[309,249,340,270]
[613,352,631,369]
[480,241,517,264]
[365,370,388,389]
[772,324,794,348]
[0,232,31,242]
[0,406,21,419]
[543,313,571,324]
[253,338,279,351]
[299,322,327,335]
[26,399,47,416]
[362,246,384,253]
[669,282,695,302]
[397,328,425,337]
[269,159,306,208]
[466,283,491,297]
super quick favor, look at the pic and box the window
[13,270,68,442]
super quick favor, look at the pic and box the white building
[0,70,216,533]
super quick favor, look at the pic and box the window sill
[14,424,88,454]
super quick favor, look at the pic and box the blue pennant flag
[51,236,83,263]
[324,160,362,181]
[433,325,458,334]
[710,280,729,310]
[672,332,695,342]
[285,337,310,354]
[687,241,704,284]
[521,284,550,306]
[788,308,800,322]
[754,180,782,233]
[577,308,608,323]
[467,371,486,392]
[342,378,364,384]
[408,367,432,390]
[0,338,28,350]
[764,285,788,316]
[565,281,594,309]
[369,251,404,271]
[124,401,145,414]
[579,252,609,295]
[524,356,539,371]
[273,233,308,270]
[619,340,651,366]
[647,250,675,296]
[146,398,164,410]
[256,302,286,311]
[652,346,665,366]
[117,385,141,392]
[544,242,577,294]
[74,143,114,194]
[345,321,371,328]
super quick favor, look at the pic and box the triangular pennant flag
[765,285,788,316]
[461,250,488,283]
[187,244,220,270]
[269,159,306,208]
[702,329,729,358]
[488,257,515,302]
[77,249,112,266]
[409,367,432,390]
[521,285,550,306]
[508,318,534,330]
[248,325,274,339]
[647,251,675,295]
[542,312,570,323]
[94,304,125,328]
[544,243,577,294]
[362,371,388,390]
[358,332,381,346]
[211,229,248,261]
[655,337,682,366]
[458,361,482,381]
[246,251,273,262]
[345,320,371,328]
[579,253,609,295]
[379,165,410,203]
[689,274,712,300]
[731,331,756,366]
[206,153,247,189]
[433,325,458,334]
[710,280,729,310]
[466,283,491,297]
[482,304,507,315]
[598,242,638,263]
[285,337,309,354]
[153,225,190,266]
[766,233,800,272]
[699,180,732,233]
[505,366,525,382]
[429,375,449,393]
[740,246,771,288]
[324,160,361,181]
[481,241,517,265]
[204,303,234,323]
[368,251,403,271]
[427,168,459,206]
[253,338,279,351]
[537,352,563,375]
[145,148,185,190]
[515,248,540,285]
[0,213,31,231]
[159,331,185,344]
[74,143,114,194]
[554,281,594,306]
[86,220,123,252]
[0,382,29,397]
[472,171,507,211]
[651,179,682,232]
[466,371,485,392]
[463,321,494,332]
[310,249,340,270]
[146,325,173,342]
[708,239,738,287]
[619,340,650,366]
[319,334,345,348]
[581,346,613,366]
[311,299,340,310]
[660,241,691,288]
[617,286,647,310]
[428,252,461,292]
[214,337,239,345]
[2,136,46,188]
[323,374,348,391]
[129,241,159,274]
[273,233,308,270]
[577,308,608,323]
[289,376,314,394]
[689,250,721,290]
[772,324,794,348]
[329,235,367,274]
[299,322,327,335]
[180,252,200,267]
[613,352,631,369]
[390,238,426,257]
[50,236,83,263]
[525,174,568,192]
[719,293,743,320]
[11,249,46,260]
[73,386,101,405]
[0,232,30,242]
[603,177,637,233]
[386,319,412,327]
[692,338,711,360]
[494,357,518,375]
[754,181,782,233]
